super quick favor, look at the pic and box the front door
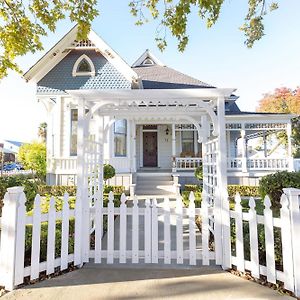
[143,132,157,167]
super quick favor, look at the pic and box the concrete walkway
[2,265,293,300]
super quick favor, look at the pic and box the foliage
[183,184,202,192]
[0,0,98,78]
[257,87,300,156]
[259,171,300,208]
[194,166,203,181]
[227,185,260,199]
[37,185,77,197]
[1,1,278,77]
[129,0,278,51]
[103,185,125,194]
[0,174,38,213]
[18,142,47,181]
[103,164,115,182]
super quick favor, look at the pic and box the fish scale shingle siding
[37,50,131,94]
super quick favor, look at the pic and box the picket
[46,197,56,275]
[151,198,158,264]
[234,193,244,272]
[30,195,42,280]
[201,191,209,265]
[119,193,127,263]
[132,196,139,263]
[263,195,276,284]
[144,198,151,263]
[175,195,183,264]
[248,197,259,278]
[61,193,70,270]
[164,197,171,264]
[94,191,102,263]
[280,194,294,292]
[107,191,115,264]
[14,191,26,286]
[188,192,196,265]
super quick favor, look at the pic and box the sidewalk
[2,265,293,300]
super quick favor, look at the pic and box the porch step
[135,173,175,196]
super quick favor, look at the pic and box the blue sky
[0,0,299,142]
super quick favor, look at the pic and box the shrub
[184,184,202,192]
[0,174,38,213]
[37,185,77,196]
[182,191,202,208]
[227,185,260,199]
[259,171,300,208]
[103,185,125,194]
[103,164,115,182]
[194,166,203,180]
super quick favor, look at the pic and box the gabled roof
[5,140,23,147]
[132,49,214,89]
[23,25,138,84]
[133,65,214,89]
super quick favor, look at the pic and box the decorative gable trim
[24,25,139,85]
[132,49,165,67]
[72,54,95,77]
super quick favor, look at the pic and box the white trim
[132,49,165,67]
[72,54,95,77]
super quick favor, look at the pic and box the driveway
[2,264,293,300]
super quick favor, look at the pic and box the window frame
[72,54,96,77]
[114,119,127,157]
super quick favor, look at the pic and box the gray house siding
[37,50,131,94]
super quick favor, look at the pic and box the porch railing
[175,157,202,170]
[247,158,289,170]
[48,157,297,173]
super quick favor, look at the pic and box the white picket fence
[0,187,75,290]
[0,186,299,298]
[88,191,214,265]
[230,190,300,297]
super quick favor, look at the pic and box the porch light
[165,126,170,135]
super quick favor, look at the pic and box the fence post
[0,186,25,291]
[283,188,300,297]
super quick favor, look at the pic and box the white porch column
[172,123,176,171]
[241,126,247,173]
[287,121,294,171]
[216,96,231,269]
[74,98,87,266]
[132,120,137,172]
[263,131,267,158]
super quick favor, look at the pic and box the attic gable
[23,25,138,84]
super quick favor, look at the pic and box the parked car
[2,162,24,171]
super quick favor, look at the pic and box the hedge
[259,171,300,208]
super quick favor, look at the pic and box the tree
[18,142,47,181]
[257,87,300,157]
[0,0,278,79]
[38,122,47,143]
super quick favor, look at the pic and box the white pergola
[67,87,235,268]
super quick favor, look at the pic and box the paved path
[2,265,292,300]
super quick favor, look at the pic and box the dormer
[132,49,165,67]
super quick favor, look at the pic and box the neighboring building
[23,25,297,191]
[0,140,23,162]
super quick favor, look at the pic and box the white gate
[88,192,215,265]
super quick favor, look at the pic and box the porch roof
[66,88,236,104]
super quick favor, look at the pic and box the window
[70,109,78,156]
[142,58,154,65]
[114,120,127,157]
[77,59,91,72]
[72,54,95,77]
[181,131,194,154]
